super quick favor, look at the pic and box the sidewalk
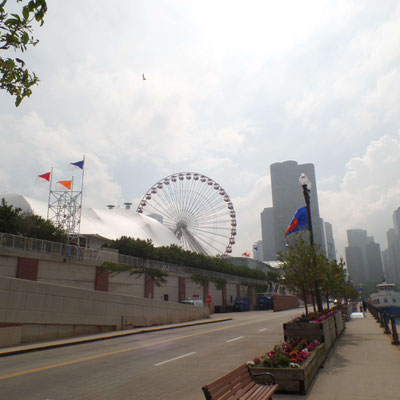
[275,312,400,400]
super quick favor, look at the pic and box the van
[182,298,204,307]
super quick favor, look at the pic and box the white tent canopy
[1,193,180,248]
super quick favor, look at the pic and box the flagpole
[78,155,85,242]
[46,167,53,220]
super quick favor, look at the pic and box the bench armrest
[249,370,276,385]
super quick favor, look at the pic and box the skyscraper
[269,160,325,255]
[324,221,336,260]
[345,229,383,285]
[260,207,276,260]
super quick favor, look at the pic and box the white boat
[369,283,400,315]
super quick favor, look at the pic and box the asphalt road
[0,309,302,400]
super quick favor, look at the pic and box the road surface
[0,309,302,400]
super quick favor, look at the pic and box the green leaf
[21,31,29,45]
[5,18,20,25]
[22,6,29,20]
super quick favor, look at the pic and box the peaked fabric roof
[1,193,180,247]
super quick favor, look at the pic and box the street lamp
[299,173,323,312]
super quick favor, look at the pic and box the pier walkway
[275,311,400,400]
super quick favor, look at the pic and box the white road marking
[154,352,197,366]
[226,336,244,343]
[259,328,268,332]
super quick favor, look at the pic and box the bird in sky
[142,73,146,80]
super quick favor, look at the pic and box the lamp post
[299,173,323,312]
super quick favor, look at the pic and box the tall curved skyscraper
[261,160,326,260]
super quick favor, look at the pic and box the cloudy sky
[2,0,400,259]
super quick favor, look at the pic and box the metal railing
[366,302,400,345]
[0,231,267,285]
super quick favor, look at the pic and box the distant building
[259,160,326,260]
[345,246,365,285]
[324,221,336,260]
[384,227,400,283]
[252,240,264,261]
[345,229,383,285]
[365,241,384,282]
[393,207,400,234]
[260,207,276,260]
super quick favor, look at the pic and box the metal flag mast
[47,156,85,244]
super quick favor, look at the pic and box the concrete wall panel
[0,255,17,277]
[0,276,208,345]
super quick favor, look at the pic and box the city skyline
[1,2,400,259]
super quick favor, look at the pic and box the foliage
[190,274,209,287]
[0,0,47,106]
[278,234,355,315]
[0,198,21,233]
[277,234,321,316]
[190,274,227,290]
[290,309,338,324]
[249,338,321,369]
[359,280,382,299]
[0,198,67,242]
[109,236,269,282]
[319,256,346,308]
[100,261,168,287]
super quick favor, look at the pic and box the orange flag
[56,180,72,190]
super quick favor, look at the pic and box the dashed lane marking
[226,336,244,342]
[154,352,197,366]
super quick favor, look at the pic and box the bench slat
[202,363,277,400]
[206,364,249,392]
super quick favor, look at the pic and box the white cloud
[319,134,400,258]
[231,175,271,256]
[2,1,400,260]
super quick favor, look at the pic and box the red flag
[242,252,250,257]
[36,171,51,183]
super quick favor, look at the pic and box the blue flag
[284,207,308,237]
[69,160,84,170]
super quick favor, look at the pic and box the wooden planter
[250,343,327,394]
[283,315,336,351]
[333,311,345,337]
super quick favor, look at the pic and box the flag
[56,180,72,190]
[36,171,51,183]
[284,207,308,237]
[254,247,258,251]
[69,159,84,170]
[242,252,250,257]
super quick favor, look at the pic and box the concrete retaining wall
[0,276,209,347]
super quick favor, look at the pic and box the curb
[0,317,233,357]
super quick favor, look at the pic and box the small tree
[1,0,48,106]
[0,198,67,242]
[319,257,346,309]
[277,234,322,316]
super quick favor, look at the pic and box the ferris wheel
[137,172,237,256]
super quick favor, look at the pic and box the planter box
[283,315,336,351]
[333,311,345,337]
[250,343,327,394]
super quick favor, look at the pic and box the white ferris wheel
[136,172,237,256]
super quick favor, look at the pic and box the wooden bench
[202,363,278,400]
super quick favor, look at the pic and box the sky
[1,0,400,260]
